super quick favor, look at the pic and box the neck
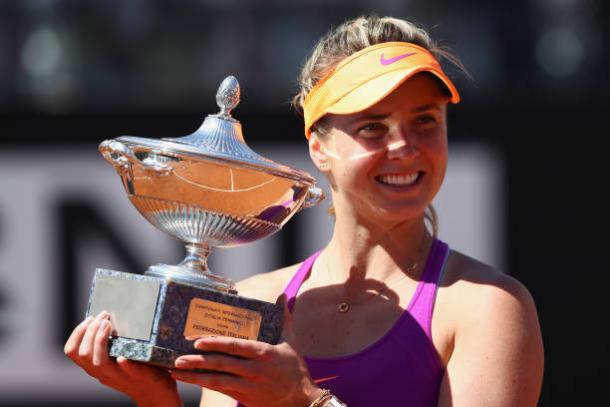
[322,205,431,286]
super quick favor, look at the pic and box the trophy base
[108,337,182,368]
[86,268,284,369]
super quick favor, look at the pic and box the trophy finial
[215,75,240,119]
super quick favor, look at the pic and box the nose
[386,130,419,159]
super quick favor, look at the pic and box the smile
[375,172,421,187]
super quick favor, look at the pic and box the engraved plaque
[184,298,262,340]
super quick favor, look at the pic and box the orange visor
[303,42,460,139]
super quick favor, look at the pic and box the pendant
[338,302,350,313]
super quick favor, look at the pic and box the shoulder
[434,252,544,405]
[435,249,542,352]
[234,263,302,303]
[437,249,543,373]
[441,250,539,323]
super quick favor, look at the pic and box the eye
[356,122,387,138]
[414,115,437,125]
[412,115,440,132]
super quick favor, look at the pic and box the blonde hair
[292,15,467,117]
[294,15,465,236]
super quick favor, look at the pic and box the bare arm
[437,276,544,406]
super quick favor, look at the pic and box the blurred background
[1,0,608,406]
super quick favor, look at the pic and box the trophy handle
[99,140,172,177]
[302,186,325,209]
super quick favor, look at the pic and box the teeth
[377,173,419,186]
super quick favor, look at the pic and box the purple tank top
[237,239,449,407]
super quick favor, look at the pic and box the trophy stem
[178,243,211,272]
[145,243,236,293]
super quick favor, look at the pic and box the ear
[308,133,330,172]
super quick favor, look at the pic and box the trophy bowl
[98,75,323,292]
[86,76,324,368]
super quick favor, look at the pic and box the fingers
[92,318,112,368]
[174,353,254,377]
[64,314,179,401]
[117,357,152,379]
[116,356,169,384]
[78,311,110,359]
[171,370,246,394]
[192,336,272,360]
[64,315,94,359]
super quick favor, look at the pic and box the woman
[65,16,544,407]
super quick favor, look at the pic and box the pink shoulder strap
[407,239,450,339]
[284,251,322,311]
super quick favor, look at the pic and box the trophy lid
[116,76,314,184]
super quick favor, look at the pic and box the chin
[365,202,428,225]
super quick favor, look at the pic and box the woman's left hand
[171,295,322,407]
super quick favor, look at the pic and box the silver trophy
[86,76,323,368]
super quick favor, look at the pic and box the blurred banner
[2,0,609,406]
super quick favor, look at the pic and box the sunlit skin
[64,74,544,407]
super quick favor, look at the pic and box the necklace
[322,233,432,313]
[335,260,420,313]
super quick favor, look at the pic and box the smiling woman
[310,75,450,225]
[63,14,544,407]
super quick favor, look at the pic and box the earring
[319,162,330,170]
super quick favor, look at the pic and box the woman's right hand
[64,311,182,407]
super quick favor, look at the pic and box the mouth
[375,172,422,187]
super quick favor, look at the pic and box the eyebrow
[346,103,442,126]
[358,113,390,120]
[411,104,441,113]
[346,113,390,125]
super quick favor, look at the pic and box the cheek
[432,139,448,168]
[423,136,448,188]
[329,140,382,175]
[417,131,447,161]
[332,139,374,161]
[334,160,369,189]
[332,154,379,194]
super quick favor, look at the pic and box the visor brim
[326,67,460,115]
